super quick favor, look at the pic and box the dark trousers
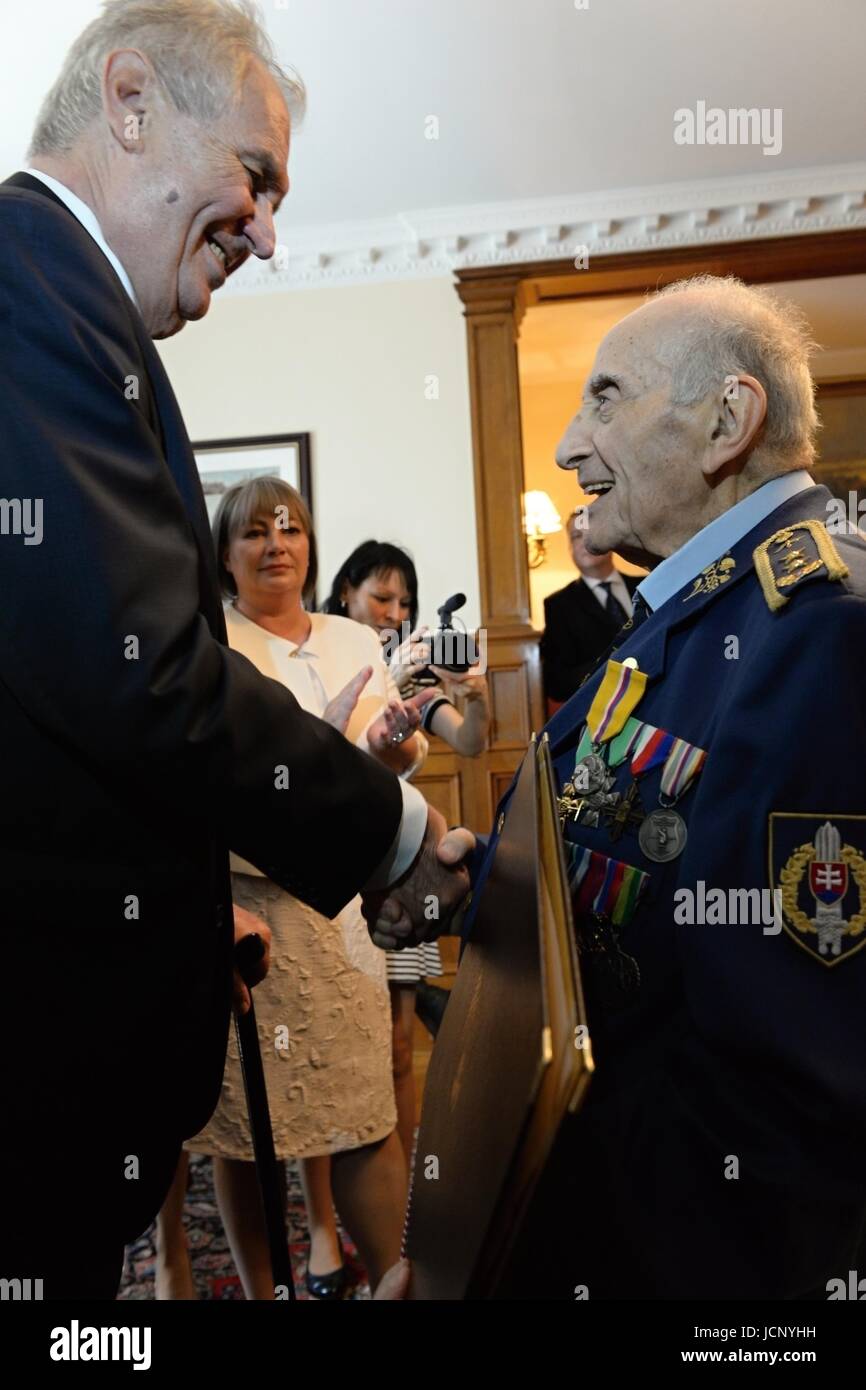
[0,1140,181,1300]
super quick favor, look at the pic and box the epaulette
[753,519,849,612]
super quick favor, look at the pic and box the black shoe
[415,982,450,1038]
[306,1264,348,1300]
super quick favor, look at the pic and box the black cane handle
[234,930,265,984]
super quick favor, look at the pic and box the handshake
[361,807,477,950]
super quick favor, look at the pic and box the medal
[604,779,645,841]
[593,721,675,841]
[606,722,707,859]
[557,660,707,864]
[639,808,688,862]
[557,659,648,828]
[578,913,641,1006]
[558,757,619,828]
[635,732,706,861]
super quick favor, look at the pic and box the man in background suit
[540,511,640,710]
[0,0,465,1298]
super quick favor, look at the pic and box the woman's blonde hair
[212,475,317,607]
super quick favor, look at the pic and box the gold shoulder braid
[753,520,848,613]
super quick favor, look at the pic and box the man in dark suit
[540,513,641,709]
[0,0,466,1298]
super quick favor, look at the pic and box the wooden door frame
[445,229,866,822]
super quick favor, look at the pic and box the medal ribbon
[567,717,706,811]
[565,843,650,927]
[660,737,707,800]
[586,717,673,774]
[627,722,675,775]
[570,713,662,782]
[585,660,648,747]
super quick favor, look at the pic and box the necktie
[601,580,629,627]
[627,592,651,633]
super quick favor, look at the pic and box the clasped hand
[361,808,476,950]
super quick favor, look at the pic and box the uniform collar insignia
[683,553,736,601]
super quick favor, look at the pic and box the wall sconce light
[523,490,562,568]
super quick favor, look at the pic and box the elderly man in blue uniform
[371,274,866,1300]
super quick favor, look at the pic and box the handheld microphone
[423,593,473,675]
[437,592,467,626]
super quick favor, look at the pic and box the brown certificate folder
[404,734,594,1299]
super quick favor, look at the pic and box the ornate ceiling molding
[225,163,866,295]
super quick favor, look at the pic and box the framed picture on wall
[192,432,313,527]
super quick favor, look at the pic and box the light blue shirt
[637,470,816,612]
[25,167,140,309]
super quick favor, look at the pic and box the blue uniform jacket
[463,483,866,1298]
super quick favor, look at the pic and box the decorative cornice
[224,163,866,294]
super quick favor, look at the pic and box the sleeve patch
[770,813,866,966]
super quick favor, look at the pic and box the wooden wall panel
[488,664,532,748]
[413,762,462,826]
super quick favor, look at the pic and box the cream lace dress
[187,605,410,1160]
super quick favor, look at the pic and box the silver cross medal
[559,752,620,828]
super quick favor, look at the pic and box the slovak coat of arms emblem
[770,815,866,966]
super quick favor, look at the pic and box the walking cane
[234,932,296,1300]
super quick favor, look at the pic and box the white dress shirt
[25,167,140,308]
[583,569,634,618]
[636,470,816,612]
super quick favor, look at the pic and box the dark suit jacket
[0,173,403,1239]
[540,573,640,702]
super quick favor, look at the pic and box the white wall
[156,276,480,632]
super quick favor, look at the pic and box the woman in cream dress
[155,477,430,1301]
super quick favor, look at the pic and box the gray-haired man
[0,0,466,1297]
[386,276,866,1298]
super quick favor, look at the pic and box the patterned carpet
[118,1153,371,1301]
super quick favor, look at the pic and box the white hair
[29,0,304,157]
[651,275,819,467]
